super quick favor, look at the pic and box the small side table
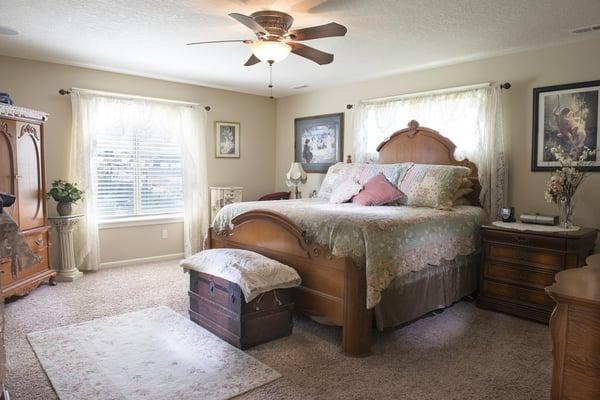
[48,215,84,282]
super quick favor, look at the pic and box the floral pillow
[317,163,347,200]
[400,164,471,210]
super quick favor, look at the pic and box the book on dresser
[0,104,56,299]
[477,224,598,324]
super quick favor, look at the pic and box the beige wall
[0,55,276,264]
[275,38,600,240]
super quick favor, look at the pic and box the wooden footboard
[208,210,372,356]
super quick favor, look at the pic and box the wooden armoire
[0,104,56,298]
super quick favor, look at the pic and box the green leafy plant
[46,180,85,204]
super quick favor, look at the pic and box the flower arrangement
[544,146,596,228]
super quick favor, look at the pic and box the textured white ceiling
[1,0,599,97]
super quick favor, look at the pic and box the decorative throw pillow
[318,162,413,200]
[317,162,347,200]
[352,173,406,206]
[329,176,363,204]
[453,187,474,201]
[453,197,471,206]
[400,164,471,210]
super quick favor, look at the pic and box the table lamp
[286,162,307,199]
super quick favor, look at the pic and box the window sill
[99,214,184,229]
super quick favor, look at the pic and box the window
[95,121,184,220]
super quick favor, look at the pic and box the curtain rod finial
[346,104,353,109]
[59,89,71,95]
[204,106,211,111]
[500,82,511,90]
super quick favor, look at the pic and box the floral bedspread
[213,199,485,308]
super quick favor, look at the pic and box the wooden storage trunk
[187,270,294,349]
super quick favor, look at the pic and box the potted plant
[46,180,84,216]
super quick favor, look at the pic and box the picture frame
[294,113,344,173]
[532,80,600,171]
[215,121,240,158]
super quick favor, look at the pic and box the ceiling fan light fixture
[250,41,291,63]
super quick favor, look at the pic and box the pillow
[453,187,474,201]
[453,197,471,206]
[318,162,347,200]
[317,162,413,200]
[459,178,474,189]
[180,249,301,302]
[352,173,405,206]
[329,176,362,203]
[400,164,471,210]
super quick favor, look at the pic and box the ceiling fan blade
[286,22,347,41]
[229,13,268,37]
[244,54,261,66]
[290,43,334,65]
[187,39,251,45]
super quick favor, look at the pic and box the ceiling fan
[187,10,347,66]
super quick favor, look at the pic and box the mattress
[213,199,486,308]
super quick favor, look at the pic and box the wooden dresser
[546,254,600,400]
[0,104,56,298]
[477,225,597,324]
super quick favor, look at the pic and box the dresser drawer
[19,247,50,280]
[484,229,566,251]
[24,229,50,252]
[484,260,556,289]
[487,243,564,270]
[482,280,554,308]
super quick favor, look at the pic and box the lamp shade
[251,41,292,63]
[286,162,307,186]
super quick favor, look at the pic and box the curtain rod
[58,88,211,111]
[354,81,511,106]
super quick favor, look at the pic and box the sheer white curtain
[353,86,507,219]
[68,91,209,270]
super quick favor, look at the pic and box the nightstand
[477,224,597,324]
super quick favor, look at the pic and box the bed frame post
[341,258,372,357]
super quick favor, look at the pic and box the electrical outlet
[161,229,168,240]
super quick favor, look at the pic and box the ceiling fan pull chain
[268,60,274,99]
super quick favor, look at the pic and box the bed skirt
[374,253,480,331]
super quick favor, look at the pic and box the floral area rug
[27,306,280,400]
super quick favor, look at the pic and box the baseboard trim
[99,253,184,269]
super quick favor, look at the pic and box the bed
[207,120,485,356]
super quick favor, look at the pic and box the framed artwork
[215,121,240,158]
[294,113,344,173]
[532,80,600,171]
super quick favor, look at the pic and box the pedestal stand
[48,215,84,282]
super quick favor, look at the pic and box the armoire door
[16,121,45,230]
[0,118,18,220]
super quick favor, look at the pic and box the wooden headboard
[376,120,481,206]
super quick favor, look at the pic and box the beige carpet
[5,261,552,400]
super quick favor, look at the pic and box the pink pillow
[352,173,405,206]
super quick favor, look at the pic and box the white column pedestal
[49,216,84,282]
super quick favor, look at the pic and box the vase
[56,202,73,217]
[558,196,574,229]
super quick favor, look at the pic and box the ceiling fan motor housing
[250,10,294,39]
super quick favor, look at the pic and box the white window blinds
[95,117,184,219]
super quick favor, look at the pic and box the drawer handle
[208,281,215,297]
[35,239,44,246]
[513,235,529,244]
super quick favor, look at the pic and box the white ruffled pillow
[180,249,301,302]
[328,177,362,203]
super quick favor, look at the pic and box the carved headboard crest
[376,120,481,206]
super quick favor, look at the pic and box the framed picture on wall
[532,80,600,171]
[215,121,240,158]
[294,113,344,173]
